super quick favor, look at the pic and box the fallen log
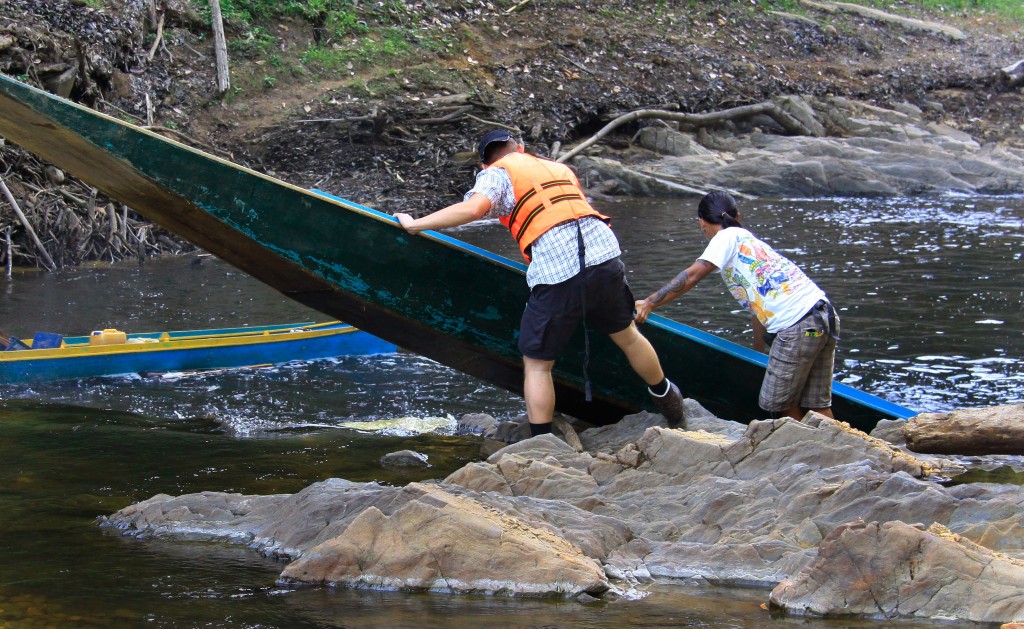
[903,403,1024,455]
[556,102,813,164]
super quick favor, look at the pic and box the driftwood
[146,13,165,63]
[423,93,475,106]
[0,143,193,269]
[799,0,966,40]
[412,105,474,125]
[903,404,1024,455]
[505,0,531,14]
[0,176,56,271]
[1001,59,1024,88]
[556,102,812,164]
[466,114,518,132]
[209,0,230,94]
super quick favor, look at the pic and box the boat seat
[32,332,64,349]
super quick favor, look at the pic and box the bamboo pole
[0,176,56,271]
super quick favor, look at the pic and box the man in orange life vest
[395,129,684,435]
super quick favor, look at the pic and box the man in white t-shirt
[634,192,840,421]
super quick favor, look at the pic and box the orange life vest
[489,151,609,262]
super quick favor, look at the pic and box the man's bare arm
[634,259,717,323]
[395,193,491,235]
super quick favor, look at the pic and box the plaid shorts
[759,304,839,413]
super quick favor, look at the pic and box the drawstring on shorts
[576,221,592,402]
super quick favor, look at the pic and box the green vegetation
[191,0,458,96]
[300,28,413,72]
[909,0,1023,21]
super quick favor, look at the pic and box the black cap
[477,129,515,162]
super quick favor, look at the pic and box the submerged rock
[380,450,430,468]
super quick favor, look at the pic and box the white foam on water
[336,415,457,436]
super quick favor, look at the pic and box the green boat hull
[0,74,914,429]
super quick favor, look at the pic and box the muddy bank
[104,403,1024,623]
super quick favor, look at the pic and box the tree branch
[556,102,811,164]
[0,176,56,271]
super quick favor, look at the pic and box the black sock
[649,378,670,397]
[529,422,553,436]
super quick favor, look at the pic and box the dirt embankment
[0,0,1022,267]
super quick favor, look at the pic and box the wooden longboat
[0,74,914,430]
[0,321,396,385]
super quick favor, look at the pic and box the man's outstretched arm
[394,193,492,235]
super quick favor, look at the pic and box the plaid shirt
[465,167,620,288]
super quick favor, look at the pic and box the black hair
[697,191,742,228]
[482,138,517,165]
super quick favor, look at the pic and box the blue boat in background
[0,321,395,385]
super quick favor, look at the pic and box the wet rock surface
[587,95,1024,197]
[104,403,1024,621]
[770,520,1024,622]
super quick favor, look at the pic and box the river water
[1,195,1022,627]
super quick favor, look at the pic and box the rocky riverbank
[583,94,1024,198]
[104,403,1024,624]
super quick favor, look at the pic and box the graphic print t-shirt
[698,227,825,333]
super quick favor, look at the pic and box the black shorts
[518,257,635,360]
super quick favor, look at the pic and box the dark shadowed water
[0,195,1021,627]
